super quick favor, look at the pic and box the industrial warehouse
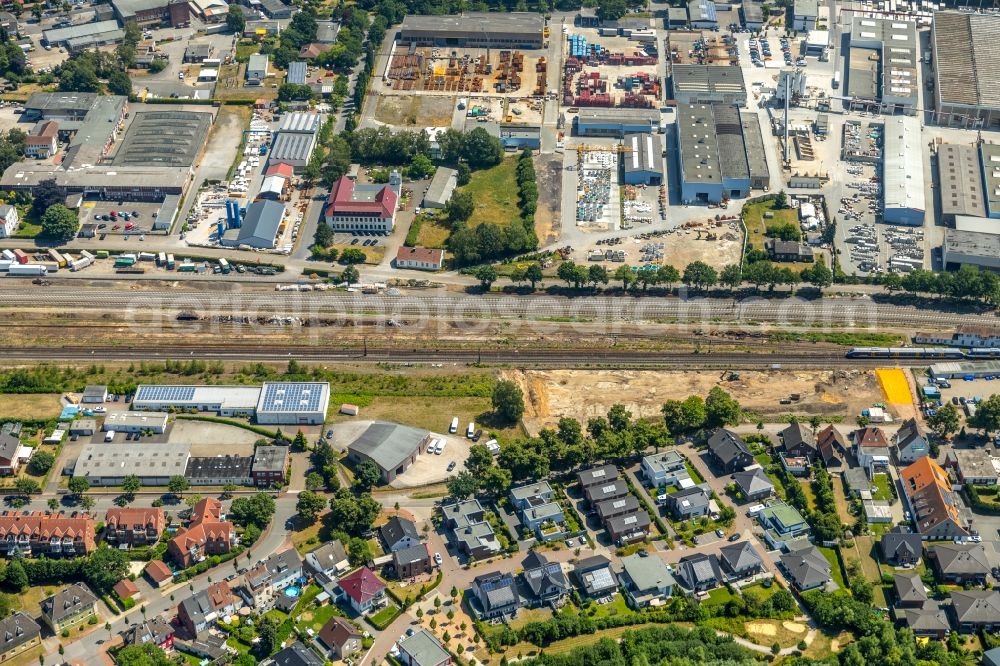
[670,65,747,107]
[267,112,321,173]
[932,11,1000,127]
[131,382,330,425]
[846,16,918,115]
[398,12,545,49]
[676,104,767,203]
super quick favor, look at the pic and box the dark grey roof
[235,200,285,248]
[781,422,816,453]
[393,543,429,567]
[719,540,763,573]
[880,525,923,561]
[667,485,711,513]
[42,583,97,624]
[0,612,40,654]
[595,494,640,519]
[307,539,347,572]
[252,445,289,473]
[951,590,1000,624]
[265,548,302,578]
[707,429,751,466]
[573,556,617,595]
[380,516,419,548]
[899,601,950,634]
[185,455,252,480]
[577,464,620,488]
[780,545,831,589]
[930,543,990,576]
[895,418,926,450]
[893,573,927,604]
[606,510,651,535]
[474,572,519,611]
[522,552,570,597]
[676,553,723,589]
[348,422,428,473]
[287,61,307,85]
[269,641,325,666]
[0,433,18,463]
[733,467,773,495]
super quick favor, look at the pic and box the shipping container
[70,255,94,271]
[12,249,27,264]
[166,254,176,270]
[47,249,66,267]
[95,250,110,259]
[157,252,167,266]
[8,264,47,276]
[114,257,136,267]
[0,250,12,261]
[178,262,196,272]
[0,260,11,272]
[138,252,156,262]
[219,258,230,274]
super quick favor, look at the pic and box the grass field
[831,476,852,523]
[799,480,817,511]
[818,546,847,590]
[871,474,892,501]
[463,158,520,228]
[12,220,41,239]
[295,602,344,635]
[876,368,911,405]
[327,396,525,440]
[742,200,800,251]
[0,394,62,419]
[416,219,451,248]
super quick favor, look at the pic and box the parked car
[715,529,725,538]
[728,532,741,542]
[433,552,443,566]
[447,461,456,472]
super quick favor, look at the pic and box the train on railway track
[846,347,1000,360]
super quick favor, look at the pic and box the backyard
[742,199,799,251]
[817,546,848,590]
[871,474,893,501]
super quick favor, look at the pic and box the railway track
[0,287,992,330]
[1,345,911,368]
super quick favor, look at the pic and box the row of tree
[881,265,1000,305]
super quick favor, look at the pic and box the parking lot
[79,201,165,236]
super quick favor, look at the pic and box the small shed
[340,404,359,416]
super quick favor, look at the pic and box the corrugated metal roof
[883,116,925,215]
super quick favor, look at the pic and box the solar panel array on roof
[585,568,614,589]
[624,515,638,525]
[258,383,324,412]
[135,386,197,402]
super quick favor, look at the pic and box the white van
[747,504,765,517]
[449,417,459,434]
[104,430,115,442]
[466,422,475,438]
[437,439,447,455]
[431,439,443,455]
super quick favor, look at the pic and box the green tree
[106,70,131,97]
[13,478,39,495]
[927,402,960,439]
[525,263,543,289]
[339,248,366,265]
[587,264,608,288]
[446,190,475,223]
[971,394,1000,435]
[111,643,173,666]
[121,475,141,495]
[474,264,498,291]
[682,261,718,291]
[492,380,525,424]
[447,471,478,500]
[4,559,27,592]
[347,537,371,566]
[462,127,503,169]
[774,190,788,209]
[252,615,278,659]
[68,476,90,496]
[597,0,628,21]
[341,265,360,285]
[292,430,307,452]
[28,450,55,476]
[83,545,130,593]
[804,261,833,288]
[327,491,381,536]
[719,264,743,291]
[408,154,435,180]
[705,387,741,427]
[305,472,324,491]
[229,492,276,529]
[226,5,246,34]
[167,476,189,494]
[295,490,326,523]
[40,204,79,242]
[354,460,382,492]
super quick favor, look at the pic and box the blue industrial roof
[258,382,326,413]
[135,385,197,402]
[287,61,307,85]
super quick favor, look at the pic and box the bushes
[965,485,1000,514]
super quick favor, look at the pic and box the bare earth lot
[504,369,883,434]
[374,94,456,127]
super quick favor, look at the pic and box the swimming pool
[283,586,301,598]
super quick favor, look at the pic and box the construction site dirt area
[374,94,457,127]
[660,220,743,270]
[385,45,549,96]
[504,369,884,434]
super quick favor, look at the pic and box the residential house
[168,498,236,568]
[395,246,444,271]
[706,429,754,473]
[24,121,58,159]
[113,579,140,604]
[577,465,620,490]
[718,540,764,580]
[880,525,923,566]
[250,445,289,487]
[316,617,362,660]
[675,553,724,593]
[379,516,420,553]
[948,448,1000,486]
[779,544,832,591]
[893,573,928,608]
[0,205,19,239]
[572,555,618,598]
[120,617,174,652]
[471,571,522,619]
[510,481,566,539]
[583,479,629,506]
[949,590,1000,632]
[0,612,40,663]
[144,560,173,588]
[241,548,303,610]
[177,582,238,636]
[397,629,451,666]
[640,451,693,489]
[757,501,811,550]
[267,641,325,665]
[441,499,501,560]
[304,539,349,580]
[606,511,651,545]
[0,511,96,557]
[895,418,929,464]
[521,551,571,607]
[510,481,554,511]
[897,601,951,638]
[854,426,891,476]
[766,238,814,263]
[733,467,774,501]
[666,485,711,520]
[595,495,641,524]
[781,422,817,459]
[337,567,386,614]
[928,543,990,585]
[0,429,22,476]
[817,426,846,468]
[41,584,98,634]
[900,457,970,540]
[393,543,432,579]
[619,553,676,608]
[104,507,165,547]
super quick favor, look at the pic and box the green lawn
[818,546,848,590]
[295,602,344,635]
[462,158,521,228]
[742,199,800,251]
[685,461,705,484]
[368,604,401,628]
[703,586,738,607]
[871,474,893,501]
[13,220,41,239]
